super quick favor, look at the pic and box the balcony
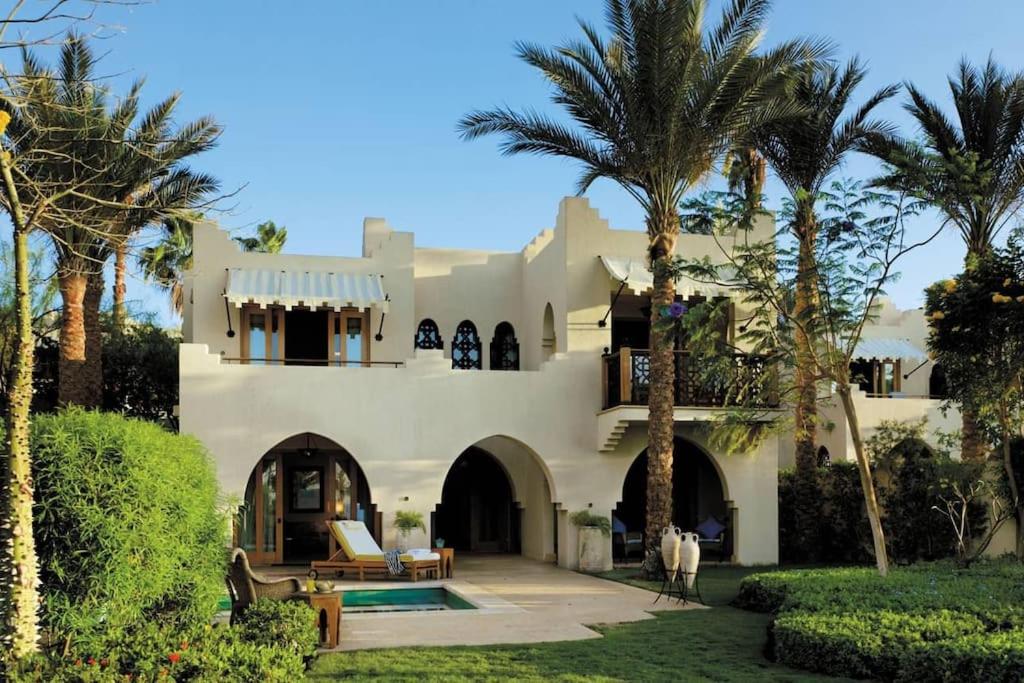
[601,348,777,410]
[220,357,403,368]
[597,348,777,452]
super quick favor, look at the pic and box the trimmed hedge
[738,563,1024,682]
[30,409,226,653]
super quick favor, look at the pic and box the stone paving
[269,554,701,651]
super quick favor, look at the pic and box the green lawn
[308,565,851,682]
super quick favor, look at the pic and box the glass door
[244,455,283,564]
[328,310,369,366]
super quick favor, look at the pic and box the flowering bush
[11,600,317,682]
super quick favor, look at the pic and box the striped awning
[224,268,388,312]
[599,255,727,297]
[852,337,927,361]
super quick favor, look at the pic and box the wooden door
[248,454,284,564]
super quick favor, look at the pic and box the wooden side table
[434,547,455,578]
[293,591,343,649]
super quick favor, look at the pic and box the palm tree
[139,215,196,315]
[141,216,288,315]
[106,98,220,332]
[724,146,767,213]
[6,35,218,406]
[459,0,825,548]
[753,59,897,556]
[864,58,1024,462]
[233,219,287,253]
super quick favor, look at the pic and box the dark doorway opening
[285,309,328,365]
[610,294,651,352]
[614,439,727,550]
[436,447,520,553]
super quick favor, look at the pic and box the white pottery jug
[660,526,682,577]
[680,532,701,589]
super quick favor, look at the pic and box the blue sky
[24,0,1024,321]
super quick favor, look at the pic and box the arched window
[490,322,520,371]
[451,320,482,369]
[414,319,443,350]
[542,303,556,362]
[817,446,831,468]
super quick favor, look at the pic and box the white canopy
[599,255,727,297]
[852,337,927,361]
[224,268,389,312]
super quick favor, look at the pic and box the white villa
[177,197,967,570]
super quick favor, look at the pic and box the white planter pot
[680,532,700,589]
[577,527,607,573]
[660,526,681,577]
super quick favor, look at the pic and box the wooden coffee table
[434,547,455,578]
[293,591,343,649]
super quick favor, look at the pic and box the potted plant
[393,510,426,551]
[569,510,611,573]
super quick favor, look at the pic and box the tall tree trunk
[961,408,988,462]
[58,271,90,407]
[644,209,678,548]
[838,384,890,576]
[997,399,1023,560]
[112,243,127,331]
[83,271,104,408]
[792,202,821,556]
[961,246,989,463]
[0,150,41,657]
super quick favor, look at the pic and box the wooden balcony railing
[601,347,778,410]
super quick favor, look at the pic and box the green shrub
[10,601,319,682]
[235,599,319,662]
[779,463,871,564]
[738,562,1024,682]
[569,510,611,536]
[30,409,226,653]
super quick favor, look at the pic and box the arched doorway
[542,303,556,363]
[237,433,375,565]
[436,447,519,553]
[614,438,729,559]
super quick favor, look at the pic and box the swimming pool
[341,587,476,613]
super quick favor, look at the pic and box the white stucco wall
[179,197,781,567]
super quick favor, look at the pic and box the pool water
[217,587,476,613]
[342,587,476,613]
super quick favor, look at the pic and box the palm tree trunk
[961,408,987,462]
[112,243,127,331]
[644,209,678,548]
[58,270,90,407]
[837,384,890,576]
[792,204,821,556]
[997,399,1023,560]
[960,246,989,464]
[83,271,104,408]
[0,151,41,657]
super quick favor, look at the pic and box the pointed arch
[490,321,520,370]
[542,303,556,362]
[451,320,482,369]
[415,318,443,350]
